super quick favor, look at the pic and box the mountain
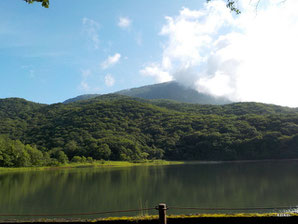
[63,81,231,104]
[0,97,46,119]
[116,81,231,104]
[1,95,298,167]
[63,94,101,104]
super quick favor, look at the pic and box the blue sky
[0,0,203,104]
[1,0,298,107]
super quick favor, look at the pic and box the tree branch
[24,0,49,8]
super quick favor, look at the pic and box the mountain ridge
[63,81,231,105]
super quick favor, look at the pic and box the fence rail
[169,206,298,211]
[0,208,156,217]
[1,203,297,224]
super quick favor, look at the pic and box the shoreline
[0,160,184,173]
[181,158,298,165]
[1,158,298,173]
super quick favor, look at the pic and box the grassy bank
[1,213,298,223]
[0,160,184,173]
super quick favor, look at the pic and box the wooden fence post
[158,203,167,224]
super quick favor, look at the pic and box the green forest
[1,95,298,167]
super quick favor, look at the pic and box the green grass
[0,160,184,173]
[87,213,298,223]
[14,213,298,223]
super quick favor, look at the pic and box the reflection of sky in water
[1,161,298,219]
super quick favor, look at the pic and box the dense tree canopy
[0,95,298,167]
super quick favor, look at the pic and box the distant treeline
[0,95,298,167]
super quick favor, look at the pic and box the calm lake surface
[1,160,298,219]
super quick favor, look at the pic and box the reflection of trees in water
[166,161,298,208]
[0,166,162,214]
[0,171,54,209]
[1,162,298,216]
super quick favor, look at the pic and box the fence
[1,203,298,224]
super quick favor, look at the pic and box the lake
[1,160,298,220]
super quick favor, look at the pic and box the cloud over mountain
[143,0,298,107]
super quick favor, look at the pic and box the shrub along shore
[0,160,183,172]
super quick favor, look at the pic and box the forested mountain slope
[63,94,101,104]
[64,81,231,105]
[1,95,298,167]
[117,81,231,104]
[150,99,298,115]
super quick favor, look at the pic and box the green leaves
[226,0,241,14]
[24,0,49,8]
[207,0,241,14]
[24,0,240,12]
[1,96,298,166]
[0,136,48,167]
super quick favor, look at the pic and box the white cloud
[78,69,100,92]
[81,69,91,78]
[104,74,115,87]
[118,17,132,29]
[140,64,173,83]
[29,69,35,79]
[101,53,121,69]
[82,17,100,50]
[79,80,91,92]
[21,65,36,79]
[135,31,143,46]
[79,69,91,91]
[142,0,298,107]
